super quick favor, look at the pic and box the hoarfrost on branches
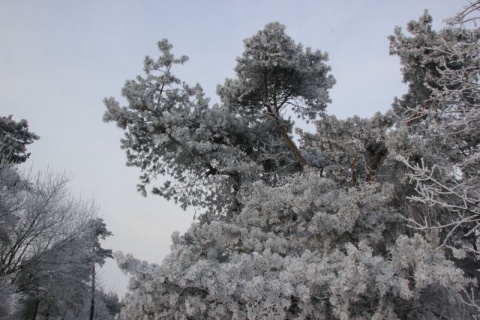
[106,4,480,318]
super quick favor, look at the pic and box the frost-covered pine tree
[217,22,335,168]
[388,2,480,311]
[107,5,480,318]
[103,23,335,214]
[0,115,39,164]
[300,112,396,186]
[104,39,259,214]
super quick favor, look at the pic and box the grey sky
[0,0,465,297]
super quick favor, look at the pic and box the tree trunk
[366,152,384,182]
[31,299,40,320]
[272,113,307,167]
[89,263,95,320]
[263,70,307,167]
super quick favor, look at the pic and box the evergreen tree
[87,218,113,320]
[217,22,335,168]
[103,24,335,214]
[0,115,38,163]
[388,3,480,311]
[107,3,480,318]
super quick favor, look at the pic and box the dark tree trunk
[263,70,307,168]
[272,113,307,167]
[89,263,95,320]
[31,299,40,320]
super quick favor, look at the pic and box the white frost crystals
[115,172,471,319]
[106,4,480,319]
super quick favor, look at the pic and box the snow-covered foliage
[0,160,116,319]
[0,276,17,319]
[387,4,480,311]
[300,112,397,185]
[104,40,260,214]
[218,22,335,167]
[107,3,480,319]
[115,173,471,319]
[103,23,335,214]
[0,115,38,164]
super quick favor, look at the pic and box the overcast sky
[0,0,467,297]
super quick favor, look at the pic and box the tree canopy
[106,2,480,319]
[103,23,335,215]
[0,119,118,319]
[0,115,38,163]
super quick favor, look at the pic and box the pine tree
[87,218,113,320]
[0,115,38,163]
[107,4,480,318]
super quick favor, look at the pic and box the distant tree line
[0,115,121,319]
